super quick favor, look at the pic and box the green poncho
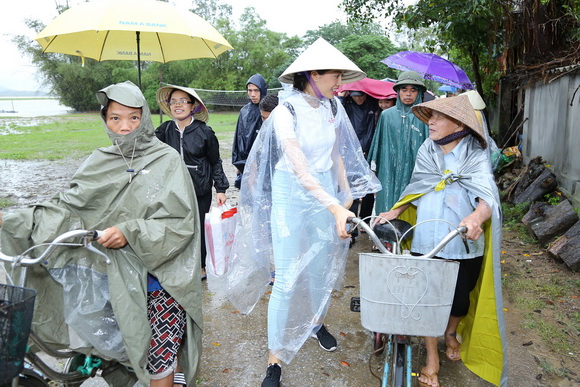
[367,95,428,213]
[1,82,202,386]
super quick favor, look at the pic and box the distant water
[0,97,74,117]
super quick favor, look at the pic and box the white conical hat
[459,89,486,110]
[279,37,366,84]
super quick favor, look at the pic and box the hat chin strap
[176,104,203,121]
[304,72,324,99]
[433,128,472,146]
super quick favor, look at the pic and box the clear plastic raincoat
[1,82,203,386]
[226,89,381,363]
[394,135,507,386]
[367,94,428,213]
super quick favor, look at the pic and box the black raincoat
[231,74,268,172]
[155,119,229,197]
[340,95,380,154]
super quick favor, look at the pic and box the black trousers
[411,253,483,317]
[197,191,213,269]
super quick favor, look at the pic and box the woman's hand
[372,204,409,227]
[216,193,227,205]
[328,204,356,240]
[98,226,128,249]
[459,198,491,240]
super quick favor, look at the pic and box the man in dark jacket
[232,73,268,188]
[340,90,380,245]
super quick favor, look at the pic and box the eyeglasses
[169,99,193,106]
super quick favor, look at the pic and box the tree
[303,20,385,46]
[341,0,580,105]
[337,34,399,80]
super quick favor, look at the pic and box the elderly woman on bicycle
[1,81,202,387]
[375,95,507,387]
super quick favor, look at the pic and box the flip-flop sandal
[446,343,461,361]
[418,367,439,387]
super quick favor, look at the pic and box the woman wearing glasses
[156,85,229,282]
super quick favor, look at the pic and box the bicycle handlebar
[0,229,104,266]
[347,217,468,258]
[347,217,391,254]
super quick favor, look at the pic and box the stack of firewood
[503,157,579,271]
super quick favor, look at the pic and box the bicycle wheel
[62,354,89,387]
[12,370,48,387]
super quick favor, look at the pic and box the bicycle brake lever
[83,238,111,264]
[459,227,470,255]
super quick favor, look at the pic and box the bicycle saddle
[372,219,413,243]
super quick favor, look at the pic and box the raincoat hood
[246,73,268,104]
[1,82,203,386]
[97,81,156,154]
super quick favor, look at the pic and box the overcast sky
[1,0,348,91]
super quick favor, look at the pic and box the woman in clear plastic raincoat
[374,95,507,387]
[0,81,203,387]
[225,38,381,386]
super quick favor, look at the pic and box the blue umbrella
[438,84,457,93]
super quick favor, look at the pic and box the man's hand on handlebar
[97,226,128,249]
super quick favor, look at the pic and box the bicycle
[348,217,468,387]
[0,229,132,387]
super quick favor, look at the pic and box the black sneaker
[261,363,281,387]
[311,324,337,352]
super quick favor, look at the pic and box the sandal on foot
[418,367,439,387]
[446,343,461,362]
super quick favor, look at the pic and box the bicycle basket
[359,253,459,337]
[0,284,37,384]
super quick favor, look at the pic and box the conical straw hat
[279,37,365,84]
[157,84,209,123]
[412,94,487,149]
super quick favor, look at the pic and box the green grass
[0,112,239,161]
[0,198,16,208]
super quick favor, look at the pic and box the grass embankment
[0,112,238,161]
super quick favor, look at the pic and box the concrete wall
[522,72,580,206]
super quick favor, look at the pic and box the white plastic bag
[205,204,237,277]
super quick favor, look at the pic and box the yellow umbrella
[35,0,233,88]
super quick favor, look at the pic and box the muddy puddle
[0,158,82,208]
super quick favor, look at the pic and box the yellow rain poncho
[393,135,507,386]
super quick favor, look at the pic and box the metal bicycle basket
[0,284,37,384]
[359,252,459,337]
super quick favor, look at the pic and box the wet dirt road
[0,157,552,387]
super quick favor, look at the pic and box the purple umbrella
[382,51,474,90]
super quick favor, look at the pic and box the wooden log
[548,220,580,271]
[510,156,545,201]
[512,168,558,205]
[527,200,579,244]
[522,202,550,226]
